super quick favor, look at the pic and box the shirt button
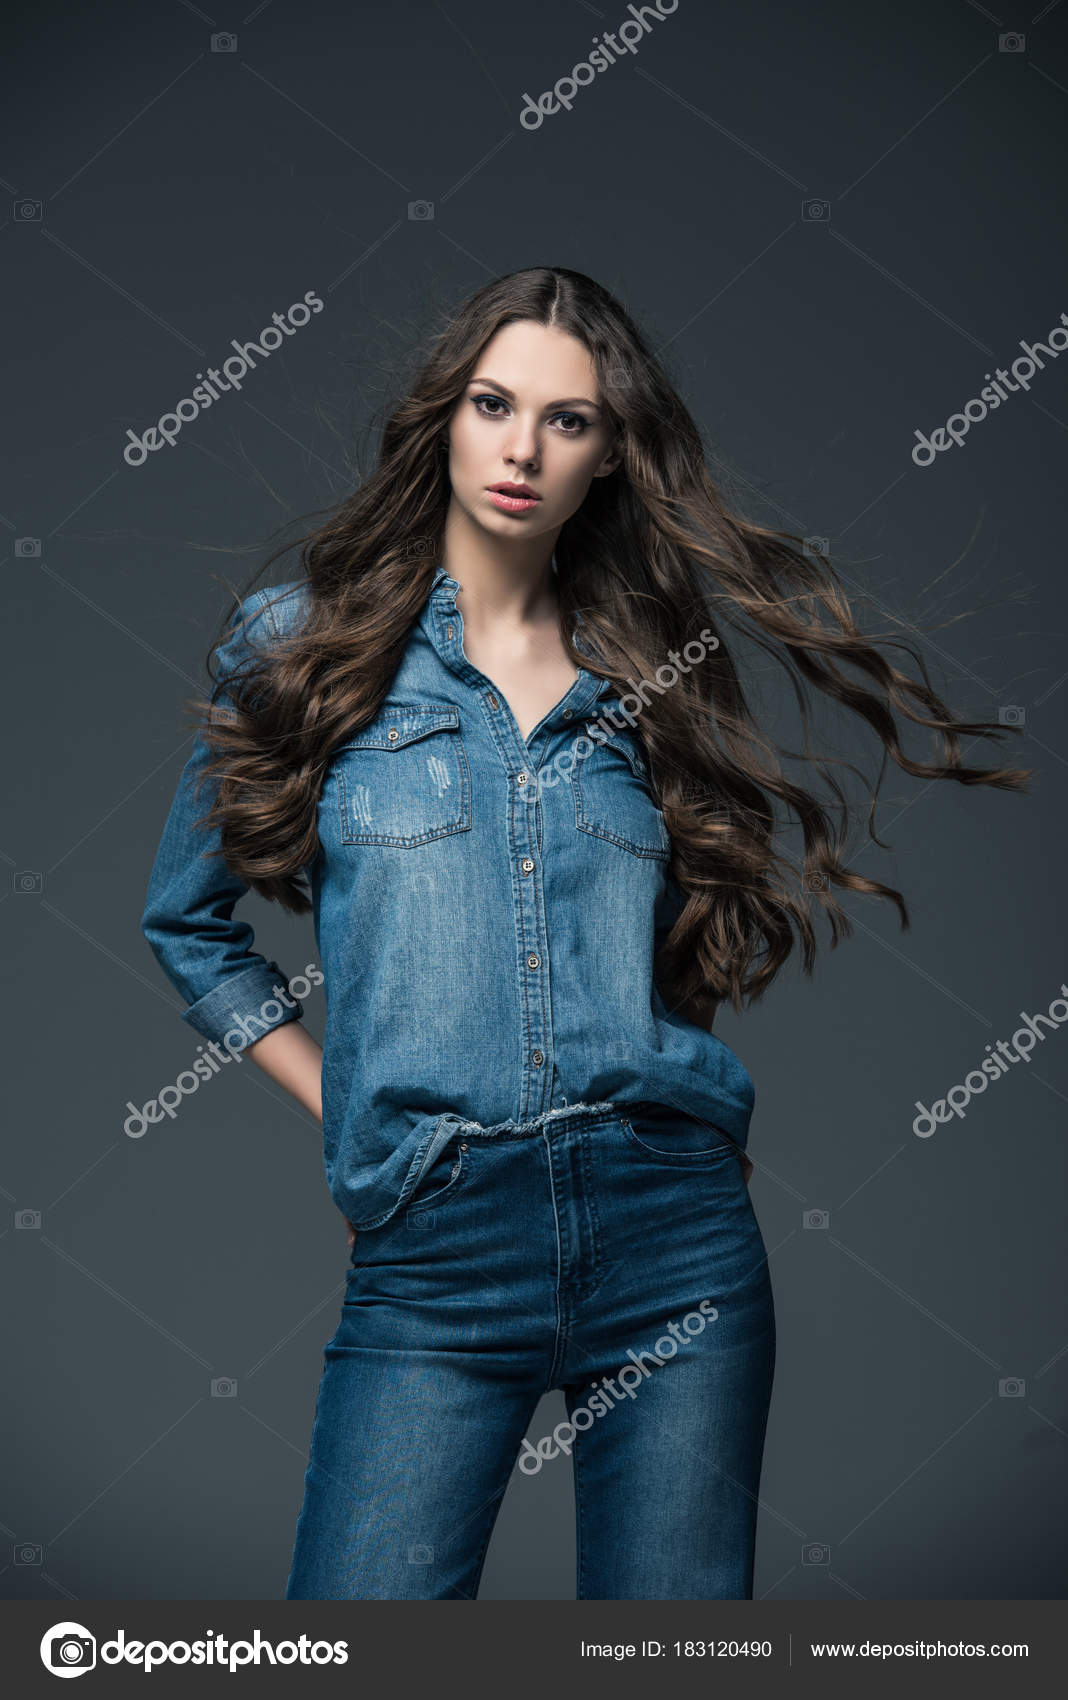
[446,623,455,638]
[521,858,534,874]
[517,772,528,785]
[387,728,399,741]
[488,692,499,710]
[531,1050,544,1066]
[527,953,540,969]
[562,707,572,719]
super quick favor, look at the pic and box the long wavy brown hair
[187,264,1031,1017]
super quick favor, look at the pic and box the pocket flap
[584,724,651,783]
[341,703,460,752]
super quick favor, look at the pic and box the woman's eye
[471,396,589,435]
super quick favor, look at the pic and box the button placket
[425,587,617,1118]
[513,755,552,1111]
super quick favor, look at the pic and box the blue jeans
[284,1102,776,1600]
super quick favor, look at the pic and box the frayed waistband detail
[451,1099,620,1139]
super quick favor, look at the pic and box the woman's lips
[488,489,541,513]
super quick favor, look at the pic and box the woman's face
[445,319,621,545]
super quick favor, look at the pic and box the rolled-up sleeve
[140,589,306,1049]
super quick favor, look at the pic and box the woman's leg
[554,1110,777,1600]
[284,1134,553,1600]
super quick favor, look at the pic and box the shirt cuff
[180,961,305,1050]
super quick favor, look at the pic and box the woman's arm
[655,880,755,1184]
[141,589,309,1057]
[246,1021,323,1121]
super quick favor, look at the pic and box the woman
[141,266,1029,1601]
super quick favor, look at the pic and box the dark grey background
[2,0,1065,1602]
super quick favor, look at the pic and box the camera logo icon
[40,1621,96,1677]
[803,1208,829,1230]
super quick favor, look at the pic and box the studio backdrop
[2,0,1065,1604]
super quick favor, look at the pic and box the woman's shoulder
[232,579,312,644]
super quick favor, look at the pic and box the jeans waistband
[448,1099,623,1142]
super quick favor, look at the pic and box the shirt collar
[425,562,619,709]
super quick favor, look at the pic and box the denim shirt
[141,563,755,1230]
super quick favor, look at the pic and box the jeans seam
[465,1501,502,1600]
[575,1126,613,1300]
[572,1397,587,1600]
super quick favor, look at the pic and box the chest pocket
[335,703,470,846]
[569,727,670,859]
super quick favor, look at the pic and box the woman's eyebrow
[469,375,602,413]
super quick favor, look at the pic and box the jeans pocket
[618,1108,741,1166]
[405,1136,469,1222]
